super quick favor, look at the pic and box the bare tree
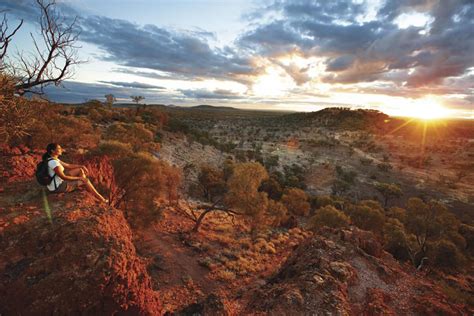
[175,199,239,233]
[130,95,145,104]
[105,93,116,107]
[0,12,23,62]
[0,0,81,95]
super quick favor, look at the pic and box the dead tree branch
[1,0,82,95]
[0,12,23,62]
[191,199,241,232]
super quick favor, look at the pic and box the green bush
[281,188,310,216]
[112,152,181,227]
[94,140,133,158]
[309,205,350,230]
[432,239,464,269]
[349,200,385,233]
[383,218,410,261]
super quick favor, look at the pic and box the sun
[404,97,450,120]
[252,66,295,97]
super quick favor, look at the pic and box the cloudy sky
[1,0,473,118]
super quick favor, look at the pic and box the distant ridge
[189,105,241,111]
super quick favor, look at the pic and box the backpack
[35,158,55,186]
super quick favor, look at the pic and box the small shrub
[281,188,310,216]
[215,269,236,281]
[432,239,464,269]
[377,162,393,172]
[383,218,410,261]
[267,200,288,226]
[309,205,350,230]
[349,200,385,233]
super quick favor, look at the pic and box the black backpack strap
[48,158,58,190]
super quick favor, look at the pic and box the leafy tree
[331,179,351,196]
[222,157,235,181]
[403,198,462,266]
[264,155,279,170]
[459,224,474,256]
[198,165,226,202]
[259,177,283,200]
[335,165,357,184]
[104,122,155,151]
[349,200,385,233]
[432,239,464,269]
[310,195,345,212]
[332,166,357,196]
[282,164,306,189]
[309,205,350,230]
[384,218,411,261]
[112,151,181,227]
[387,206,407,224]
[375,182,402,207]
[224,162,269,222]
[190,162,269,232]
[405,198,444,247]
[267,199,288,227]
[281,188,310,216]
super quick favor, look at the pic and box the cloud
[42,81,171,104]
[1,0,263,85]
[238,21,310,55]
[326,55,354,72]
[0,0,43,22]
[179,89,245,100]
[79,15,261,83]
[0,0,79,24]
[271,58,311,85]
[112,68,200,81]
[241,0,474,89]
[98,81,165,90]
[4,0,473,116]
[42,81,246,104]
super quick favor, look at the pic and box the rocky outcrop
[174,293,229,316]
[246,227,471,315]
[0,144,41,183]
[0,146,161,315]
[0,191,161,315]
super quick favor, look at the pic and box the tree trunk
[192,209,212,232]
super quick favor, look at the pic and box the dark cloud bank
[2,0,473,107]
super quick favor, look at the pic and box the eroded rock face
[246,227,470,315]
[0,191,161,315]
[0,145,40,183]
[174,293,229,316]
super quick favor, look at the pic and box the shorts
[52,180,82,193]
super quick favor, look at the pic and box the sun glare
[402,98,450,120]
[252,66,295,97]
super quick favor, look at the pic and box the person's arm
[54,166,87,182]
[61,161,89,174]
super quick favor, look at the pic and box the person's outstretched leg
[69,168,107,203]
[83,178,108,203]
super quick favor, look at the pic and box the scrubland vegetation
[1,74,473,311]
[1,0,473,313]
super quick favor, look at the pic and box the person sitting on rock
[43,143,108,203]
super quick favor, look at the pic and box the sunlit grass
[41,189,53,224]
